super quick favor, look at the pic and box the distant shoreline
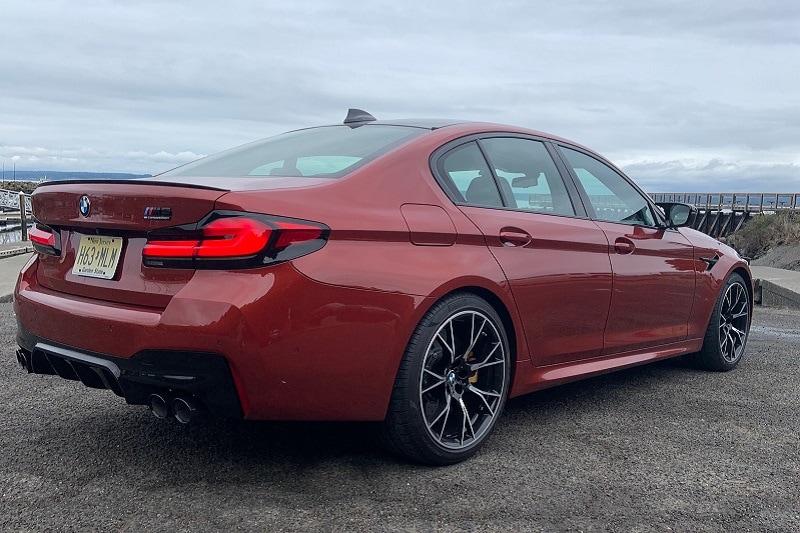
[1,170,150,182]
[1,172,150,194]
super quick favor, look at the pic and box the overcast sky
[1,0,799,192]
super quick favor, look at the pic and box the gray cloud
[0,0,798,190]
[624,159,800,193]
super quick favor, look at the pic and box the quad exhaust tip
[148,393,172,420]
[148,393,206,424]
[172,396,203,425]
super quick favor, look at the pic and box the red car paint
[14,119,752,424]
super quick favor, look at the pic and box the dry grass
[729,211,800,259]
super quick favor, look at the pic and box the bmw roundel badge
[78,195,91,217]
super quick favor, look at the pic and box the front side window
[560,147,655,226]
[160,125,425,179]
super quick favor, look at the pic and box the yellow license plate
[72,236,123,279]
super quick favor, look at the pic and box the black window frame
[429,133,589,219]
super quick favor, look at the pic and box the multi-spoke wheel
[382,293,510,465]
[687,272,751,371]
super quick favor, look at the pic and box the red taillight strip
[29,223,62,256]
[142,218,272,259]
[141,239,200,258]
[195,218,272,258]
[29,226,56,248]
[142,212,329,269]
[274,221,324,250]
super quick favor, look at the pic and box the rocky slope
[750,244,800,271]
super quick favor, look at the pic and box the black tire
[686,272,750,371]
[381,292,511,465]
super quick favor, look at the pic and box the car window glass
[159,125,424,179]
[438,142,503,208]
[480,138,575,216]
[560,147,655,226]
[249,156,362,176]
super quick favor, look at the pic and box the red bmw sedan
[15,110,752,464]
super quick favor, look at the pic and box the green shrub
[729,211,800,259]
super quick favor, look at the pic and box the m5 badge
[143,207,173,220]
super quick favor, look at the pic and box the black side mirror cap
[655,202,696,228]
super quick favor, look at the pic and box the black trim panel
[17,326,243,419]
[36,179,228,192]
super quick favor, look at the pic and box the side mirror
[512,175,539,188]
[655,202,695,228]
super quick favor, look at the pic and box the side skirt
[509,338,704,398]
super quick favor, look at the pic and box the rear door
[556,146,697,354]
[433,137,613,366]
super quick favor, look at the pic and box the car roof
[295,113,597,158]
[363,118,469,129]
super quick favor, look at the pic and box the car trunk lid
[31,180,229,308]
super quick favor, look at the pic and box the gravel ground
[1,303,799,532]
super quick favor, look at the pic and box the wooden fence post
[18,192,28,241]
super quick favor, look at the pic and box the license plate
[72,236,123,279]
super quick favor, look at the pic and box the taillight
[29,223,61,256]
[194,218,271,258]
[143,211,328,269]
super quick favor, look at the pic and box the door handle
[499,228,532,247]
[614,237,636,255]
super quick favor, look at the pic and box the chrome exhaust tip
[148,393,172,420]
[171,396,204,425]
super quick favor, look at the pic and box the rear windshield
[159,124,426,179]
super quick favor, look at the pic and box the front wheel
[382,293,511,465]
[687,272,751,371]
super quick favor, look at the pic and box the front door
[557,146,696,354]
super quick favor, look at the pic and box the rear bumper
[14,256,424,421]
[15,334,243,419]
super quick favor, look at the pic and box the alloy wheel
[419,310,507,450]
[718,281,749,363]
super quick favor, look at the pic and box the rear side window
[437,142,503,208]
[479,138,575,216]
[160,125,425,179]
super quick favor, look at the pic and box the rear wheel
[687,272,750,371]
[382,293,511,465]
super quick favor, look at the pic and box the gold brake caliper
[467,351,478,383]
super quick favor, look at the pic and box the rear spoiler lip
[35,178,229,192]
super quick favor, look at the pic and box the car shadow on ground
[28,356,695,478]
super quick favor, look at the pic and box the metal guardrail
[650,192,800,239]
[650,193,800,212]
[0,189,32,241]
[0,189,32,213]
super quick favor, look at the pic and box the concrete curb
[0,245,34,258]
[750,266,800,311]
[755,279,800,310]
